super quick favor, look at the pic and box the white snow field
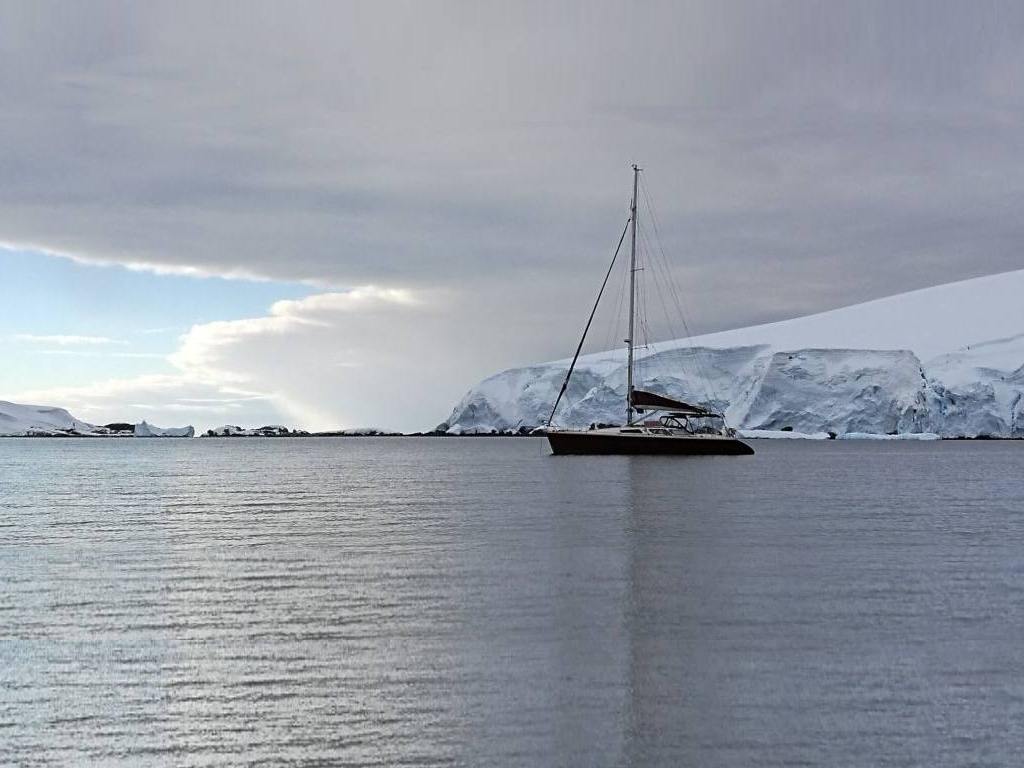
[0,401,193,437]
[442,269,1024,438]
[0,401,99,436]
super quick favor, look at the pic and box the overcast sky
[2,1,1024,431]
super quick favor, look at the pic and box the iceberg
[133,421,195,438]
[441,270,1024,438]
[738,429,831,440]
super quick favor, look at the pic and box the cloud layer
[14,334,125,346]
[16,285,547,431]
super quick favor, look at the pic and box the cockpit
[655,412,732,436]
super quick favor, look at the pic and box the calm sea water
[1,437,1023,766]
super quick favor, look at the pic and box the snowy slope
[0,401,195,437]
[0,401,98,436]
[442,269,1024,437]
[660,269,1024,361]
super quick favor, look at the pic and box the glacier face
[739,349,932,435]
[441,270,1024,438]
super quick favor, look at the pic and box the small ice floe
[738,429,831,440]
[837,432,941,441]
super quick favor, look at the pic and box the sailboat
[545,165,754,456]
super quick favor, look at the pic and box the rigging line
[640,184,702,342]
[639,222,682,398]
[601,236,630,362]
[641,219,698,393]
[640,268,654,362]
[546,218,631,428]
[636,234,654,389]
[639,221,683,381]
[640,179,725,414]
[643,193,726,423]
[634,224,667,342]
[641,223,682,345]
[640,183,691,339]
[644,213,720,412]
[641,224,719,416]
[633,234,643,381]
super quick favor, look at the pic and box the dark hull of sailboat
[547,431,754,456]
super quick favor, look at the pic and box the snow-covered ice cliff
[0,401,98,436]
[0,401,194,437]
[441,270,1024,438]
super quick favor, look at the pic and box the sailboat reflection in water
[545,166,754,457]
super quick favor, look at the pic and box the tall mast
[626,164,640,425]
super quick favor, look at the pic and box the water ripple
[2,437,1023,765]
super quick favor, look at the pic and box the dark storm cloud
[3,0,1024,340]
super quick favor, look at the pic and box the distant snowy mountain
[0,401,99,436]
[441,270,1024,438]
[0,401,194,437]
